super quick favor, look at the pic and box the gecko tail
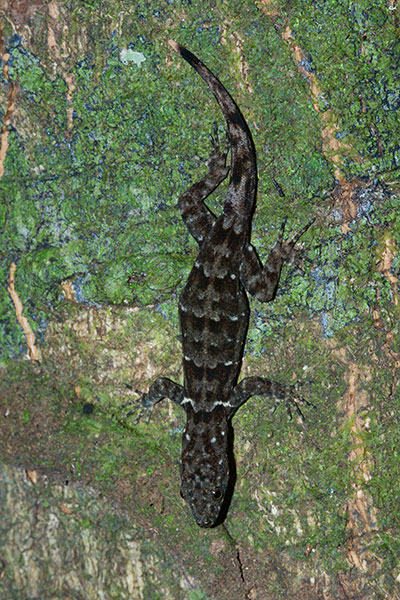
[168,39,257,216]
[168,39,181,53]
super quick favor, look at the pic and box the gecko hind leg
[240,216,315,302]
[178,122,230,245]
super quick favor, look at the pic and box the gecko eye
[212,487,222,500]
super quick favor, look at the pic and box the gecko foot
[120,388,155,424]
[288,217,316,248]
[271,216,315,263]
[270,383,315,423]
[207,121,230,174]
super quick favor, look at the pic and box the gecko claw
[208,121,230,171]
[277,216,288,245]
[289,217,315,248]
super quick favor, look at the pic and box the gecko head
[179,411,231,528]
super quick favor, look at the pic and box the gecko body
[128,41,313,528]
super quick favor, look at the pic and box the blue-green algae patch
[1,4,335,362]
[2,1,398,361]
[282,0,400,177]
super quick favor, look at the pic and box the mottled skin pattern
[127,40,314,528]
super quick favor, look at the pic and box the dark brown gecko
[126,40,314,528]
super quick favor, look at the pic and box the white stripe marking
[182,397,195,407]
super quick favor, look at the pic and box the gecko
[126,40,314,528]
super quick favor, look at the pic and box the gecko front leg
[228,376,313,420]
[230,218,315,420]
[123,377,184,421]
